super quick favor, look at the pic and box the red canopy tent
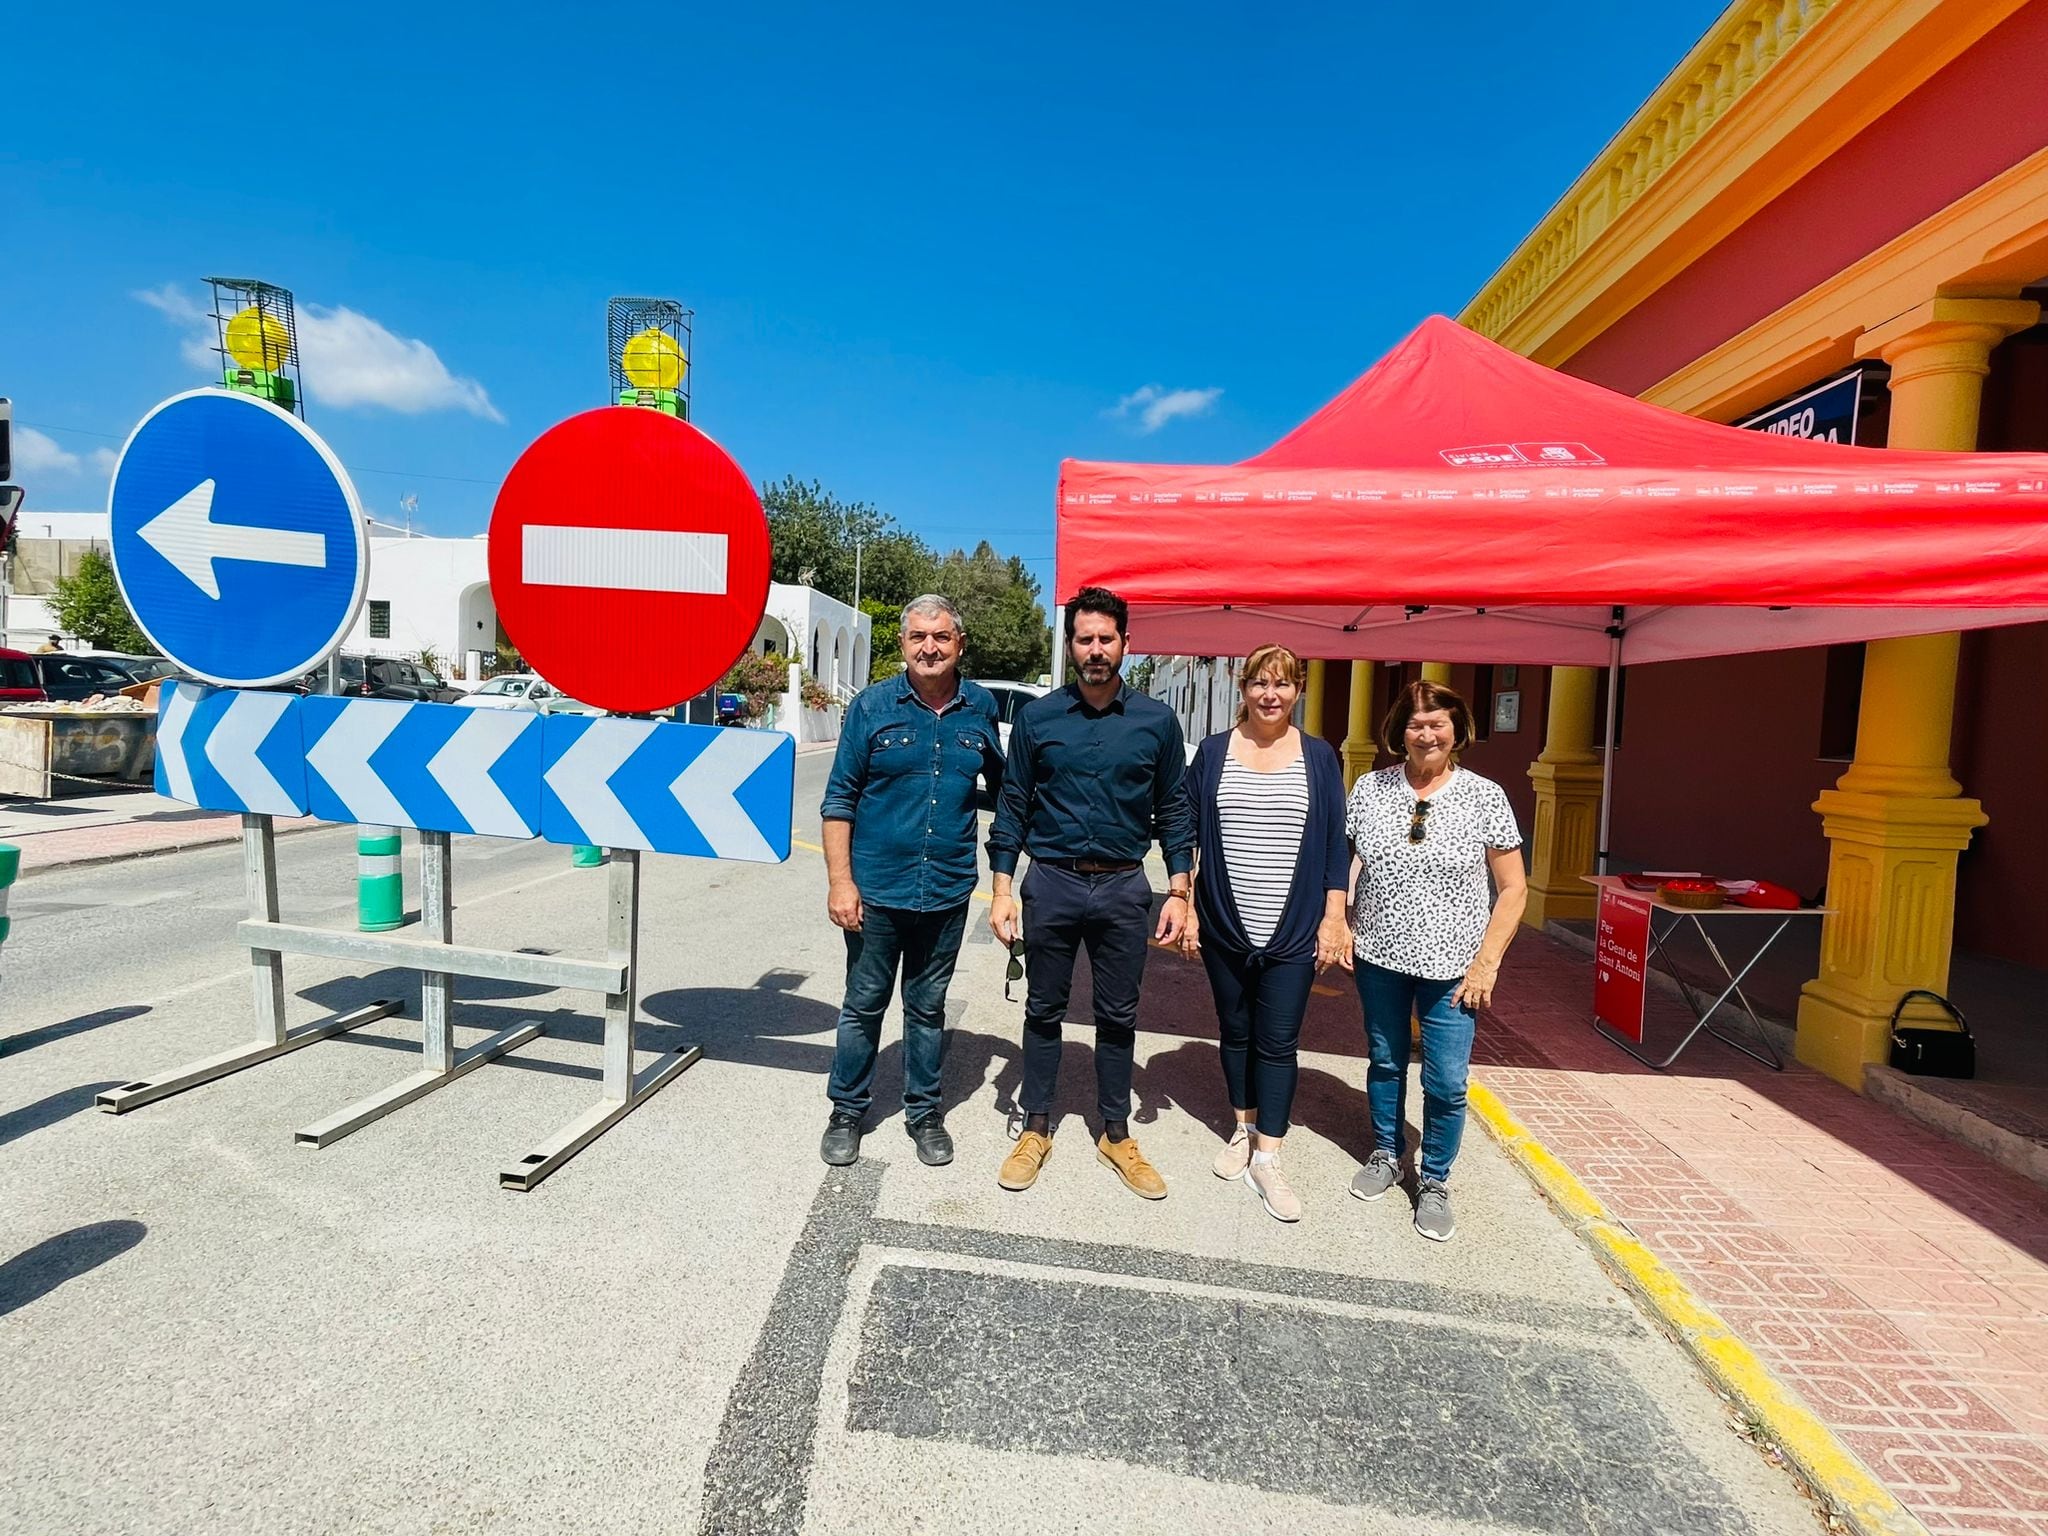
[1056,316,2048,669]
[1054,315,2048,865]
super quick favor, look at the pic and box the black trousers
[1199,941,1314,1139]
[1018,862,1152,1125]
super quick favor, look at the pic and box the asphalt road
[1,749,1823,1535]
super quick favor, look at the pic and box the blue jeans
[1355,962,1476,1183]
[826,902,970,1121]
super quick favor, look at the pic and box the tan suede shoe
[998,1130,1054,1191]
[1096,1133,1168,1200]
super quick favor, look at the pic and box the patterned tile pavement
[1474,934,2048,1536]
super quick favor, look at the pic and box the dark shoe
[820,1111,863,1167]
[907,1113,954,1166]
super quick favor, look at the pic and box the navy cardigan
[1186,729,1349,963]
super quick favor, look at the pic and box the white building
[1151,654,1243,744]
[4,512,869,738]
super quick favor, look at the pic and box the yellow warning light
[224,306,292,372]
[620,327,686,391]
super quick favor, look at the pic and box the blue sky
[4,1,1724,584]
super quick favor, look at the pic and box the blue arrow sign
[155,682,307,816]
[110,390,367,687]
[540,715,793,861]
[300,697,543,839]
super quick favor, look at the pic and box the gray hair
[899,594,965,637]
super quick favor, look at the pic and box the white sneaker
[1211,1122,1252,1180]
[1244,1157,1303,1223]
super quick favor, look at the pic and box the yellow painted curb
[1467,1079,1929,1536]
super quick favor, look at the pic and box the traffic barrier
[357,827,403,932]
[0,842,17,970]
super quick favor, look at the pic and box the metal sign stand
[99,818,696,1191]
[500,848,702,1192]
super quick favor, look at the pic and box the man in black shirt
[986,586,1194,1199]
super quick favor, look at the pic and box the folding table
[1582,875,1831,1071]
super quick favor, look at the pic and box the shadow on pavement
[0,1220,147,1318]
[1,1004,151,1058]
[0,1082,124,1150]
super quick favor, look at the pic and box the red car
[0,647,50,703]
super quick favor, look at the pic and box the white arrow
[155,682,198,805]
[543,718,654,848]
[138,479,327,600]
[305,700,410,826]
[427,709,538,839]
[670,731,780,862]
[207,690,299,816]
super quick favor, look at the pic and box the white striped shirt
[1216,754,1309,948]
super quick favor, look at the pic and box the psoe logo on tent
[1439,443,1527,467]
[1513,441,1606,465]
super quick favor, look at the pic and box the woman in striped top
[1180,644,1350,1223]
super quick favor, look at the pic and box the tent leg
[1596,612,1623,875]
[1050,604,1068,687]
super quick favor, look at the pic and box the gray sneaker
[1414,1177,1455,1242]
[1349,1150,1400,1202]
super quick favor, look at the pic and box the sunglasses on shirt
[1409,798,1433,844]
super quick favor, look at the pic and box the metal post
[500,845,701,1192]
[420,830,454,1074]
[98,813,401,1115]
[292,827,542,1149]
[247,813,288,1044]
[1596,613,1623,877]
[1050,605,1068,688]
[603,848,640,1100]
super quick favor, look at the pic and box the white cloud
[135,283,219,369]
[297,305,504,422]
[134,284,503,423]
[14,426,83,476]
[1110,384,1223,434]
[90,447,120,475]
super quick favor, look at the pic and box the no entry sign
[489,408,772,714]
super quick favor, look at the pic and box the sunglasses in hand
[1004,937,1026,1002]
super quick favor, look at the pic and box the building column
[1420,662,1452,686]
[1523,666,1603,927]
[1341,662,1376,788]
[1303,659,1326,740]
[1794,296,2035,1087]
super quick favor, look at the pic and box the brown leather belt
[1041,857,1141,874]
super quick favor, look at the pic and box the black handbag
[1887,989,1974,1078]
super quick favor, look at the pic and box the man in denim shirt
[818,594,1003,1167]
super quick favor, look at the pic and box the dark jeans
[1018,862,1151,1125]
[1354,961,1476,1183]
[826,901,971,1121]
[1200,942,1314,1139]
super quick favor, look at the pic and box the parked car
[0,647,49,703]
[36,652,159,702]
[455,673,557,711]
[976,678,1049,755]
[280,654,464,703]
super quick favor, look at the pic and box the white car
[976,678,1049,755]
[456,673,557,711]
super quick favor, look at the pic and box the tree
[51,549,153,653]
[761,477,936,610]
[859,598,906,682]
[936,541,1049,682]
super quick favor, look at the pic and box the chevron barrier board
[302,696,543,840]
[155,684,793,861]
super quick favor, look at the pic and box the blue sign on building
[109,390,368,687]
[1736,368,1866,445]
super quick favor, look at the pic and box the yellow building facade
[1464,0,2048,1086]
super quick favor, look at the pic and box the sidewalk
[0,789,322,873]
[1477,931,2048,1536]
